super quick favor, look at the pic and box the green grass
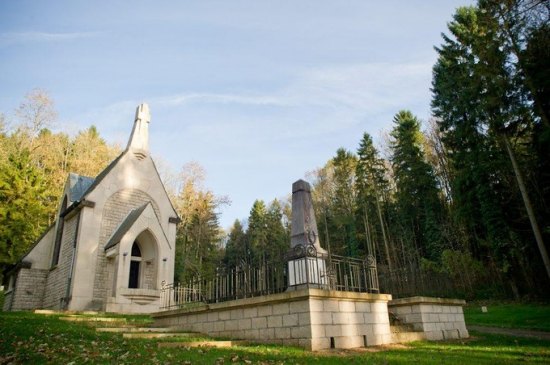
[464,302,550,332]
[1,312,550,364]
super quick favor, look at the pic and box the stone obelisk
[290,180,326,253]
[287,179,328,290]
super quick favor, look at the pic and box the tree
[172,162,225,282]
[432,2,550,295]
[331,148,359,257]
[390,110,445,261]
[0,150,49,269]
[264,199,289,263]
[14,89,57,148]
[246,200,268,265]
[68,126,119,178]
[223,220,247,268]
[356,133,393,269]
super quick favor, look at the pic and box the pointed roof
[62,104,178,218]
[104,203,150,251]
[126,103,150,160]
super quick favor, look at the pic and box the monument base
[287,257,329,289]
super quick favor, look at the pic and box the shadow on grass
[0,312,549,364]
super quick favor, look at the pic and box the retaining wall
[388,296,469,340]
[152,288,393,351]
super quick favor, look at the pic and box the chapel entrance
[127,230,158,290]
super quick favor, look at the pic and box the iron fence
[160,244,379,310]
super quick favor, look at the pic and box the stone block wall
[43,213,80,309]
[152,289,392,351]
[388,296,469,340]
[7,268,49,311]
[308,295,392,349]
[3,291,12,311]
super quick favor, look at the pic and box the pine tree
[224,220,247,268]
[432,3,550,294]
[264,199,289,263]
[332,148,359,257]
[355,133,393,268]
[246,200,268,265]
[0,150,49,269]
[390,110,445,260]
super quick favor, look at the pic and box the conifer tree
[356,133,393,268]
[0,150,49,269]
[390,110,445,261]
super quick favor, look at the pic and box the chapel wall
[92,188,160,308]
[42,213,80,309]
[8,268,49,311]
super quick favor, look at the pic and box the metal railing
[160,244,379,310]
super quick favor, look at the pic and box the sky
[0,0,475,228]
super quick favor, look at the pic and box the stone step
[97,327,193,333]
[158,340,249,348]
[60,316,127,323]
[34,310,100,315]
[122,332,197,339]
[391,331,426,343]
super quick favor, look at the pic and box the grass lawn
[464,302,550,332]
[1,312,550,364]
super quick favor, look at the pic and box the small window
[51,196,68,267]
[131,242,142,257]
[128,241,142,289]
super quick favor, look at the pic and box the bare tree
[15,88,57,147]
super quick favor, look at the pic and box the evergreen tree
[224,219,247,268]
[355,133,393,268]
[0,150,49,269]
[331,148,359,257]
[390,110,445,260]
[246,200,268,265]
[432,3,550,294]
[264,199,289,263]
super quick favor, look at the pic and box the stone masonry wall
[43,213,80,309]
[388,297,469,340]
[93,189,160,308]
[3,290,13,311]
[152,289,393,351]
[142,262,155,290]
[9,268,49,311]
[308,296,392,350]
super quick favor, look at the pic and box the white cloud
[80,61,433,147]
[154,61,431,112]
[155,93,289,108]
[0,31,101,46]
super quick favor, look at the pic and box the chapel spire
[126,103,150,159]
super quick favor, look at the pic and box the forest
[1,0,548,300]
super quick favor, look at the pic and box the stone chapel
[2,104,178,313]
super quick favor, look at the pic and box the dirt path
[469,325,550,340]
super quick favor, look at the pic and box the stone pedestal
[287,257,329,289]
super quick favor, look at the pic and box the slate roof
[68,173,95,202]
[104,203,150,251]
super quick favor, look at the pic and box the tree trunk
[502,134,550,280]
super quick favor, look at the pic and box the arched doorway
[127,230,158,290]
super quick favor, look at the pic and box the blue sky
[0,1,474,228]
